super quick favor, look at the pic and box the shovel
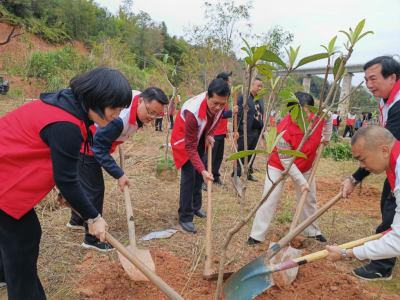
[270,144,326,285]
[223,191,343,299]
[203,144,234,281]
[223,228,392,300]
[64,202,183,300]
[117,145,156,281]
[231,90,243,197]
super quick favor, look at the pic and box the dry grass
[0,100,398,299]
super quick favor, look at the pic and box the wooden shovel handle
[293,229,390,264]
[66,203,183,300]
[204,144,213,276]
[268,191,343,259]
[119,145,137,248]
[290,144,325,232]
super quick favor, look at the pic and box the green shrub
[322,143,356,161]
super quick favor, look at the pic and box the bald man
[326,125,400,280]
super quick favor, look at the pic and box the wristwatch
[341,248,348,259]
[88,214,101,224]
[348,176,360,186]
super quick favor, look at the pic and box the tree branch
[0,26,23,46]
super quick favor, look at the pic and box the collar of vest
[386,79,400,105]
[128,95,139,126]
[198,93,208,120]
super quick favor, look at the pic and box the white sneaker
[66,222,84,230]
[0,282,6,288]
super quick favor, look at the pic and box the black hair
[363,56,400,81]
[208,78,230,98]
[140,86,169,105]
[70,67,132,119]
[333,111,338,114]
[254,77,262,82]
[287,92,315,108]
[216,71,232,82]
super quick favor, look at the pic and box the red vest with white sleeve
[346,113,356,125]
[215,103,229,136]
[0,100,87,219]
[379,79,400,127]
[269,113,324,173]
[332,113,338,126]
[171,92,223,169]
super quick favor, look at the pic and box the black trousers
[169,115,174,129]
[203,136,225,180]
[178,136,205,222]
[370,178,397,272]
[155,118,163,131]
[0,208,46,300]
[71,154,105,244]
[343,125,354,138]
[235,129,261,177]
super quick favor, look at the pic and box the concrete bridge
[275,63,366,116]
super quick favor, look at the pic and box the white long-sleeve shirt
[353,142,400,260]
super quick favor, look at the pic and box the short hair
[351,125,395,150]
[287,91,314,108]
[140,87,169,105]
[208,78,230,98]
[70,67,132,119]
[333,111,337,114]
[253,77,262,83]
[216,72,232,82]
[363,56,400,81]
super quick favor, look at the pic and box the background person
[327,126,400,281]
[171,79,230,233]
[232,78,264,182]
[340,56,400,280]
[248,92,332,245]
[343,111,356,138]
[332,111,342,134]
[0,67,132,300]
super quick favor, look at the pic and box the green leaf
[271,76,281,89]
[260,50,287,69]
[258,63,277,71]
[277,150,307,159]
[281,105,295,116]
[356,31,374,43]
[163,54,169,65]
[353,19,365,42]
[244,56,253,66]
[279,90,291,98]
[259,88,269,94]
[253,45,267,62]
[306,106,319,114]
[328,36,337,54]
[282,99,297,104]
[241,46,252,58]
[256,65,272,77]
[267,127,277,153]
[227,150,268,161]
[320,45,329,52]
[270,130,286,152]
[339,30,351,42]
[291,105,299,121]
[333,57,343,79]
[232,85,243,93]
[295,53,329,69]
[242,38,253,59]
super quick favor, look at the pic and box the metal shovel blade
[118,244,155,281]
[223,253,274,300]
[231,175,243,197]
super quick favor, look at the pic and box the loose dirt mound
[73,248,379,300]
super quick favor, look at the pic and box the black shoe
[352,264,392,281]
[179,220,197,233]
[202,182,207,191]
[307,235,327,243]
[248,175,258,182]
[247,237,261,245]
[81,240,115,252]
[194,210,207,218]
[214,178,227,187]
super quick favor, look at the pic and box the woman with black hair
[247,92,333,245]
[0,67,132,300]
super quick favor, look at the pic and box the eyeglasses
[144,101,162,118]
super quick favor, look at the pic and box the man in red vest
[327,126,400,279]
[332,111,341,133]
[340,56,400,280]
[202,72,238,191]
[171,79,230,233]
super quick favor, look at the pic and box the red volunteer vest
[269,113,324,173]
[215,103,229,136]
[332,114,338,126]
[0,100,87,219]
[386,140,400,191]
[80,95,140,155]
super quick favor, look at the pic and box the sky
[94,0,400,87]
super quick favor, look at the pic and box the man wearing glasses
[67,87,169,251]
[171,79,230,233]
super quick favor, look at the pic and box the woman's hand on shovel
[88,217,108,242]
[118,174,130,191]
